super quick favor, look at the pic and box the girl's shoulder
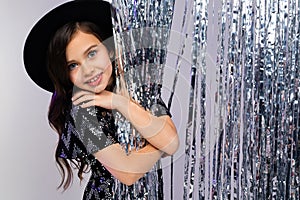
[57,105,118,159]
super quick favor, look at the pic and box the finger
[80,99,96,108]
[72,90,94,101]
[73,94,95,106]
[72,90,93,101]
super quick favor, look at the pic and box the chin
[79,81,108,93]
[93,85,106,93]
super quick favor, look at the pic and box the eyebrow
[66,44,99,64]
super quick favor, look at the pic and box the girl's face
[66,30,112,93]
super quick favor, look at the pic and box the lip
[86,73,103,87]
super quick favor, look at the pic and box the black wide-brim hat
[23,0,113,93]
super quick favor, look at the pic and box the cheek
[107,65,113,82]
[105,65,114,86]
[108,64,112,77]
[69,69,78,85]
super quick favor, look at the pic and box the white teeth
[88,74,100,83]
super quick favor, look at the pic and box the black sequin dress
[56,95,170,200]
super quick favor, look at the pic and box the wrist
[113,94,129,111]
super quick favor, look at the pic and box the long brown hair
[47,21,115,190]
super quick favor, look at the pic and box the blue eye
[68,63,78,70]
[88,50,97,58]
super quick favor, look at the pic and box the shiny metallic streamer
[110,0,174,198]
[213,0,300,199]
[109,0,300,199]
[181,0,209,199]
[175,0,300,199]
[111,0,174,154]
[167,0,193,110]
[166,1,193,199]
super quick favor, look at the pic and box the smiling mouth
[86,73,103,86]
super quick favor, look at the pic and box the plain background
[0,0,219,199]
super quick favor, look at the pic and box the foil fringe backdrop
[110,0,174,199]
[111,0,174,154]
[181,0,209,199]
[166,1,193,198]
[214,0,299,199]
[171,0,299,199]
[110,0,299,199]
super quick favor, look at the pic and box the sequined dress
[56,95,170,199]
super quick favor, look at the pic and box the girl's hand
[72,90,120,110]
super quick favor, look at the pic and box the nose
[81,61,94,77]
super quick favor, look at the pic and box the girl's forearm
[94,143,162,173]
[113,94,179,155]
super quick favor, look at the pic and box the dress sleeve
[56,105,117,159]
[137,83,172,118]
[149,96,171,117]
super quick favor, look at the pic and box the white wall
[0,1,86,199]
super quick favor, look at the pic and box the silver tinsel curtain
[214,0,299,199]
[110,0,299,199]
[177,0,300,199]
[110,0,174,154]
[110,0,174,198]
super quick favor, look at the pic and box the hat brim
[23,0,113,93]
